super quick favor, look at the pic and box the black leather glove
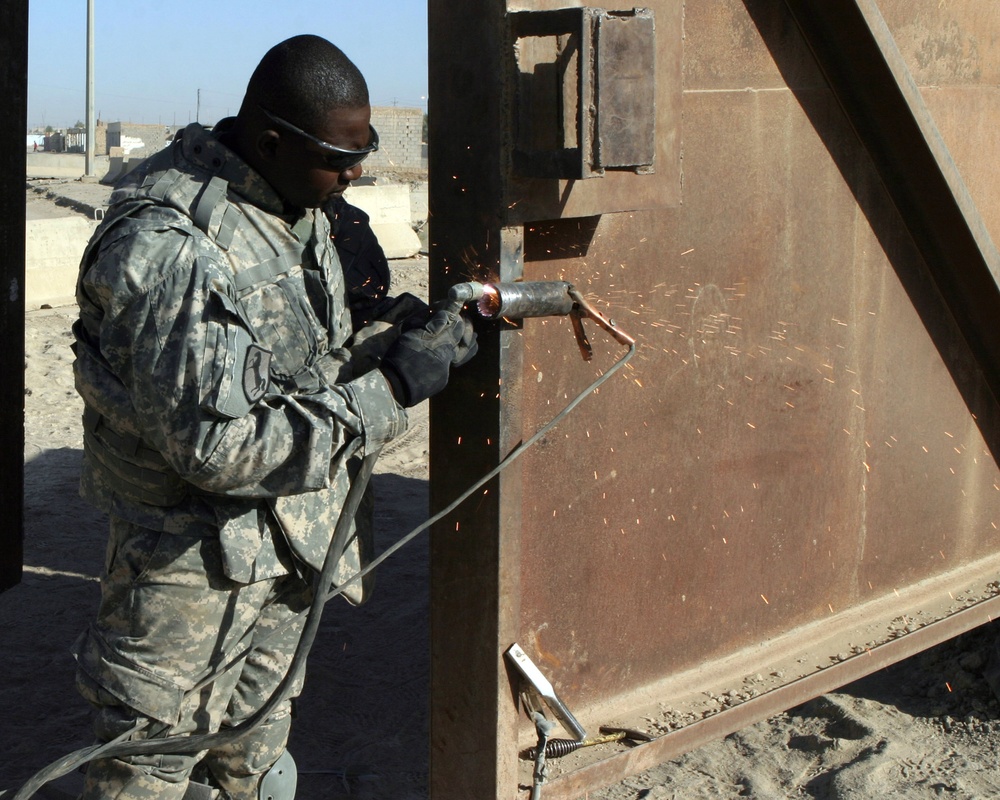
[429,298,478,366]
[380,298,476,407]
[453,314,478,366]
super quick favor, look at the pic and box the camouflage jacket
[74,121,409,600]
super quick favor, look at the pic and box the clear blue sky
[28,1,429,130]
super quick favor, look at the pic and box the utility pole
[196,88,201,123]
[85,0,95,177]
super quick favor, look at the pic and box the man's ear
[255,129,281,162]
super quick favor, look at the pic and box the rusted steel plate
[781,0,1000,424]
[428,1,1000,798]
[541,588,1000,797]
[595,10,656,170]
[427,2,520,796]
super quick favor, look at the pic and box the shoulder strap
[193,175,243,251]
[160,171,243,251]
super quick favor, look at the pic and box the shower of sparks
[440,242,978,602]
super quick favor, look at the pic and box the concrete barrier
[25,217,96,308]
[24,182,426,311]
[409,183,428,226]
[343,184,422,259]
[101,156,125,185]
[101,148,126,185]
[25,153,110,180]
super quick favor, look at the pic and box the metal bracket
[510,7,656,179]
[505,643,588,741]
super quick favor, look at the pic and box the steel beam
[427,2,522,797]
[781,0,1000,404]
[538,563,1000,798]
[0,0,28,592]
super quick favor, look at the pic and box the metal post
[428,3,523,797]
[1,0,28,591]
[85,0,95,176]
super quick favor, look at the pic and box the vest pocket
[240,274,327,383]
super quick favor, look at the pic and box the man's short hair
[247,35,369,131]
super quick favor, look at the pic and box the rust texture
[428,1,1000,797]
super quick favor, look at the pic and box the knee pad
[259,750,297,800]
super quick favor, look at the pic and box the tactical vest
[77,130,352,508]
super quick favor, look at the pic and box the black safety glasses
[259,106,379,172]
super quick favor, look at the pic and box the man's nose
[341,163,364,182]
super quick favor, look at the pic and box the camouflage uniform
[72,120,413,799]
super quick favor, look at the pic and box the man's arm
[77,223,406,499]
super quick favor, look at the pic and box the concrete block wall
[368,106,425,171]
[106,122,172,159]
[97,110,424,169]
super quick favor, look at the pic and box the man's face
[262,104,374,210]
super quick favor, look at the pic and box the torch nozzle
[447,281,486,304]
[448,280,576,320]
[447,279,635,361]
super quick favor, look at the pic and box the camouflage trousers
[74,515,313,799]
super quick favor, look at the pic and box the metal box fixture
[510,7,657,179]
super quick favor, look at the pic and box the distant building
[94,108,426,172]
[37,121,108,154]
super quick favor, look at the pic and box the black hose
[13,449,381,799]
[15,338,637,799]
[321,342,638,602]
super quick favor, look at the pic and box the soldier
[71,35,475,799]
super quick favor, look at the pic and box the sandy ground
[7,183,1000,799]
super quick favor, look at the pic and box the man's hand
[379,298,478,407]
[428,298,478,367]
